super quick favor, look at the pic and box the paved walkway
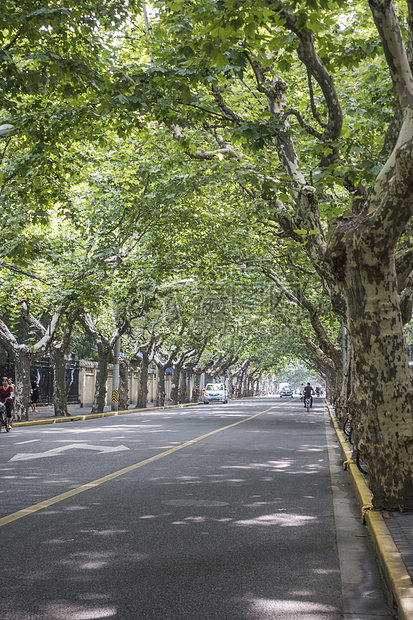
[384,512,413,584]
[328,407,413,620]
[21,402,164,421]
[6,400,413,619]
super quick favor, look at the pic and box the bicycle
[305,396,311,412]
[355,446,369,475]
[342,412,351,437]
[344,418,368,476]
[0,404,10,432]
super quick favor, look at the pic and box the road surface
[0,397,394,619]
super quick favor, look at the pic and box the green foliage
[0,0,406,380]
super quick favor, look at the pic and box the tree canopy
[1,0,412,510]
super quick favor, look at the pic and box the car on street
[203,383,228,404]
[280,387,293,397]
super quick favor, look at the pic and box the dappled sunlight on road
[0,399,347,619]
[220,456,326,476]
[232,512,316,527]
[247,597,337,617]
[43,602,117,620]
[0,497,338,619]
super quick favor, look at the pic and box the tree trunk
[137,351,150,408]
[81,313,129,414]
[346,261,412,509]
[227,371,234,399]
[178,367,188,403]
[327,216,413,510]
[13,349,32,421]
[245,374,251,396]
[191,369,202,402]
[242,373,249,397]
[119,358,129,411]
[336,339,353,421]
[312,353,339,407]
[91,348,110,413]
[155,365,166,407]
[52,345,68,417]
[170,362,180,405]
[235,372,243,398]
[52,316,76,417]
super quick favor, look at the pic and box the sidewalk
[17,403,136,422]
[328,404,413,620]
[12,401,185,425]
[8,400,413,619]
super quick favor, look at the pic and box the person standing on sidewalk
[31,376,39,412]
[0,376,14,430]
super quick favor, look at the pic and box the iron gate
[0,353,80,405]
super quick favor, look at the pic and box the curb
[11,402,201,428]
[11,396,256,428]
[327,402,413,619]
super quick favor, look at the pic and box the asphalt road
[0,397,394,619]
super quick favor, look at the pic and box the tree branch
[369,0,413,109]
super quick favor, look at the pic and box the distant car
[203,383,228,404]
[280,387,293,398]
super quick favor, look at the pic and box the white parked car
[203,383,228,404]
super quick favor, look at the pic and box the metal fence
[0,354,80,405]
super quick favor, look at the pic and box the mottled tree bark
[191,368,202,402]
[327,212,413,509]
[155,365,166,407]
[136,348,151,408]
[12,349,32,421]
[52,345,68,418]
[119,358,130,411]
[170,362,180,406]
[178,367,188,403]
[92,347,110,413]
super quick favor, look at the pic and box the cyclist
[0,375,14,430]
[303,382,313,409]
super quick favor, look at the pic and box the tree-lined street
[0,398,393,619]
[1,0,412,511]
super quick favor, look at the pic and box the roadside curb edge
[326,401,413,620]
[11,402,201,427]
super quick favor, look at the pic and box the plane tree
[127,0,413,510]
[0,215,81,419]
[0,301,67,420]
[20,301,79,418]
[2,0,412,508]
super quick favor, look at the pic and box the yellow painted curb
[326,401,413,619]
[327,404,373,519]
[11,402,200,427]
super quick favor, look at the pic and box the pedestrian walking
[0,376,14,430]
[31,376,39,412]
[8,378,15,404]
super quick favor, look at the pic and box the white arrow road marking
[10,443,130,462]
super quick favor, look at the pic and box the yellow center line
[0,404,280,528]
